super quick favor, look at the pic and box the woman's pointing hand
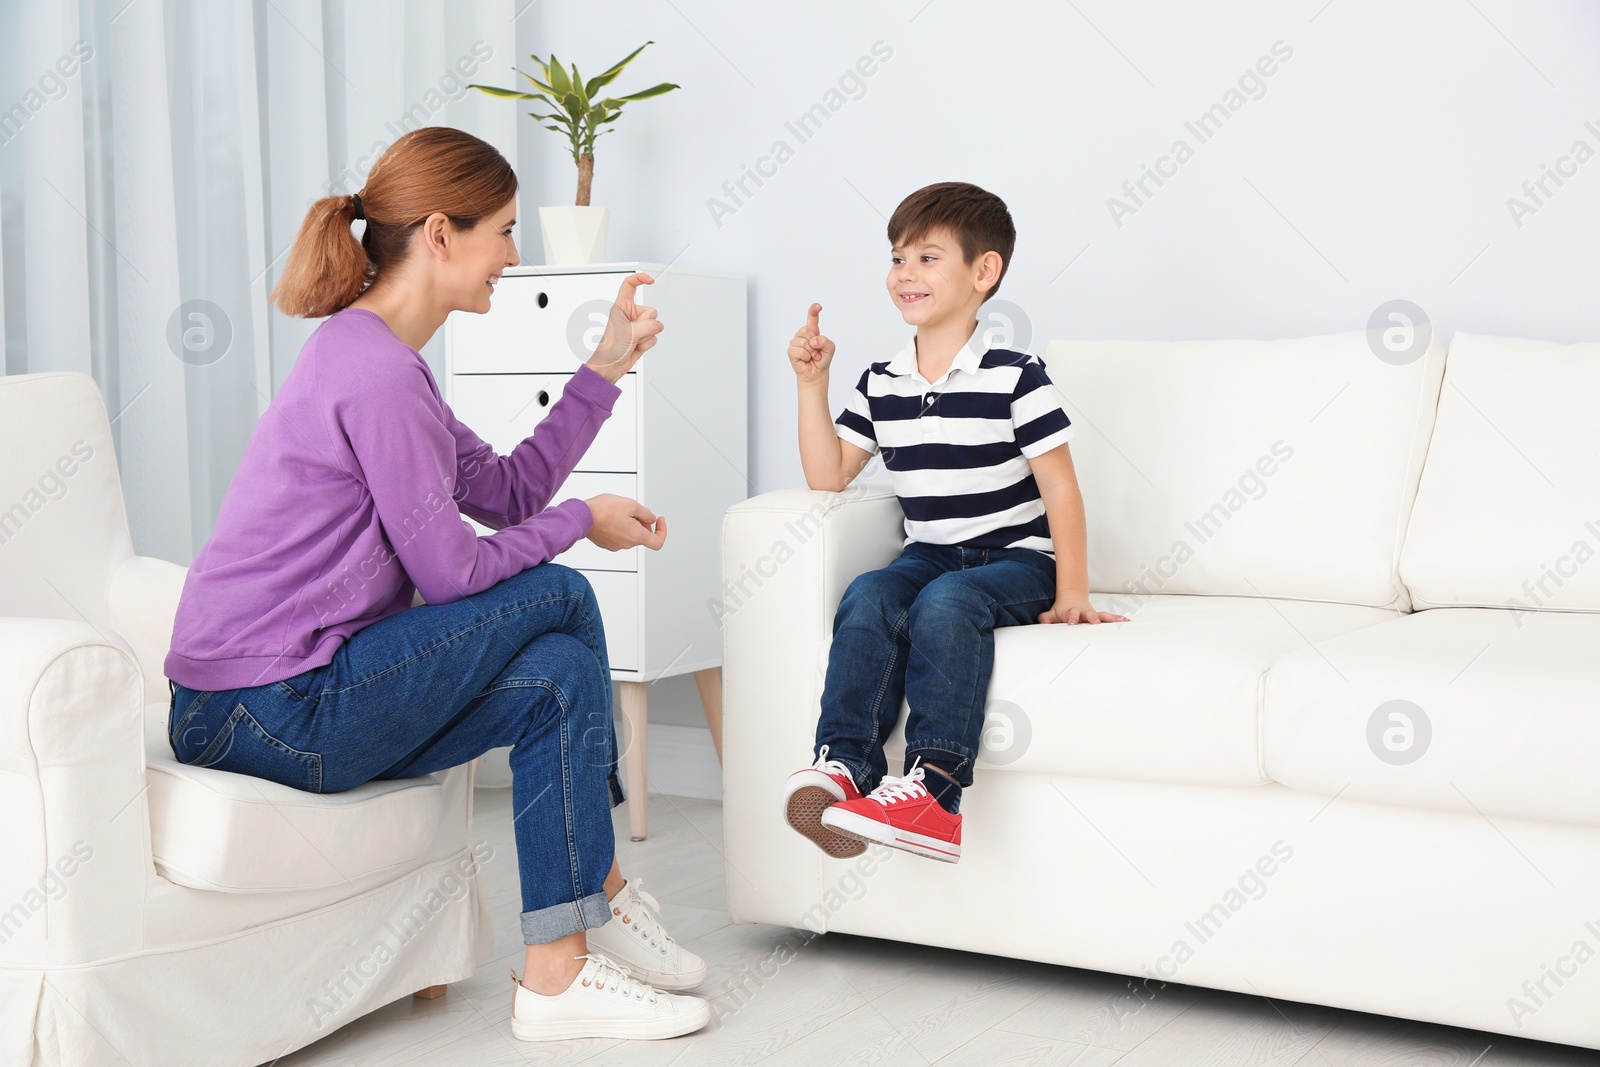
[586,272,662,383]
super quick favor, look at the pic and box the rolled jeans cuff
[521,890,612,945]
[904,743,973,787]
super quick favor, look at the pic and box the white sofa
[0,373,494,1067]
[721,329,1600,1050]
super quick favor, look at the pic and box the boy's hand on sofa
[788,303,836,386]
[1038,595,1129,625]
[584,493,668,551]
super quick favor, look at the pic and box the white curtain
[0,0,530,565]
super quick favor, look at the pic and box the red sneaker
[820,765,961,863]
[782,746,866,858]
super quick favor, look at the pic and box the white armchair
[0,372,494,1067]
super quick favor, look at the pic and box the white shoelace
[864,764,930,806]
[813,744,855,781]
[617,879,676,956]
[578,952,658,1002]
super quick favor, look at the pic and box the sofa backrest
[1042,330,1445,610]
[0,372,134,627]
[1400,332,1600,613]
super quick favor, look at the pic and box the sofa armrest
[107,554,187,706]
[721,481,904,651]
[719,482,903,926]
[0,618,149,965]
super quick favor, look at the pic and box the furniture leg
[619,680,649,841]
[694,667,724,765]
[413,985,447,999]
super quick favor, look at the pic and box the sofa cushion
[1401,332,1600,612]
[881,594,1395,788]
[144,703,446,892]
[1042,330,1444,610]
[1263,607,1600,827]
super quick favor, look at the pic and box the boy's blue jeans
[814,540,1057,811]
[166,563,623,946]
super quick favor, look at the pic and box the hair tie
[350,193,365,221]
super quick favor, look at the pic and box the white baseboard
[474,723,722,801]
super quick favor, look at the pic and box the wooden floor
[268,790,1597,1067]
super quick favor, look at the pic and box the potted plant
[471,42,678,264]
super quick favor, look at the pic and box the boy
[782,181,1127,864]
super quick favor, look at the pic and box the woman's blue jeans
[167,563,623,945]
[814,541,1057,811]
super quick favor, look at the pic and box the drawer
[450,373,636,473]
[448,272,633,375]
[584,570,639,673]
[548,473,640,572]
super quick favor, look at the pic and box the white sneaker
[585,878,708,990]
[509,953,711,1042]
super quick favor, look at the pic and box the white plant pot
[539,205,610,265]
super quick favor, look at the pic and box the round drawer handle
[537,390,550,407]
[537,292,549,309]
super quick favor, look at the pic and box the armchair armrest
[719,482,903,925]
[107,553,188,707]
[0,618,148,966]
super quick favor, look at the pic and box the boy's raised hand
[788,303,836,386]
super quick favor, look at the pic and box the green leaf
[561,91,582,119]
[530,54,550,81]
[517,68,558,95]
[547,55,571,97]
[469,84,542,100]
[571,63,590,110]
[602,81,679,105]
[584,39,654,96]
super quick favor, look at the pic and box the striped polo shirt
[834,332,1074,556]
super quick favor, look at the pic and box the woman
[163,127,710,1042]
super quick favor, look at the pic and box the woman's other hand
[584,493,668,551]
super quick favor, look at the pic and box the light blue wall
[518,0,1600,495]
[519,0,1600,727]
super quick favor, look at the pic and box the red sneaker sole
[785,786,866,858]
[819,807,961,864]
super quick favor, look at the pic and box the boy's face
[885,225,998,328]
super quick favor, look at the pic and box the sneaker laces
[864,764,929,806]
[616,879,676,956]
[813,744,854,781]
[578,951,659,1002]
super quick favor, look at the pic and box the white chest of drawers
[444,263,746,835]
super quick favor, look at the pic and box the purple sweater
[165,307,618,692]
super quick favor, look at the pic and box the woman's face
[445,197,520,314]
